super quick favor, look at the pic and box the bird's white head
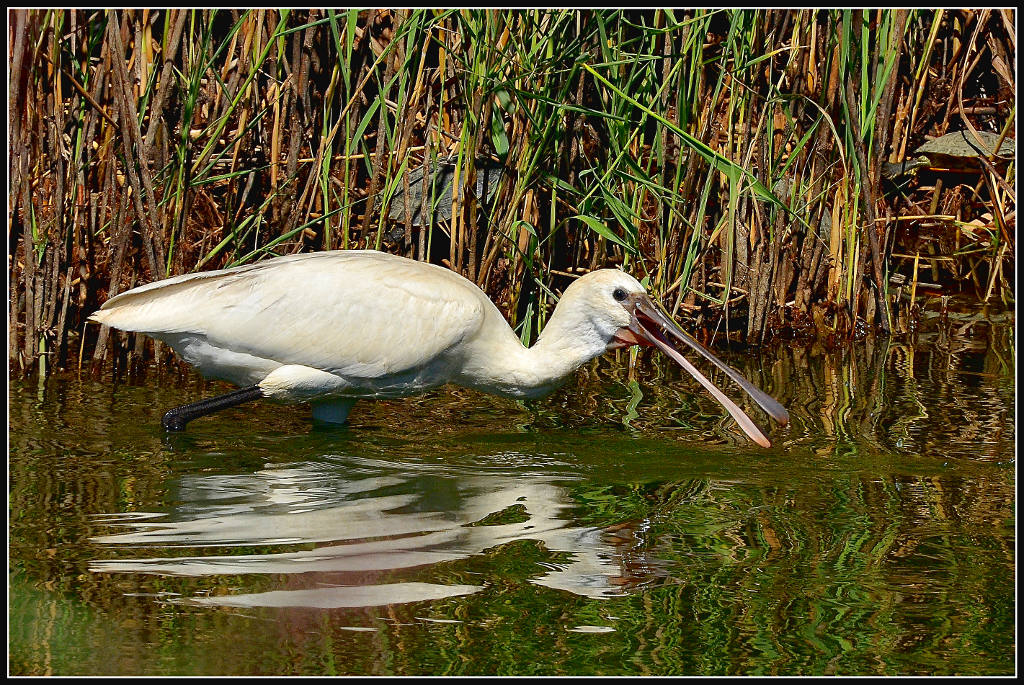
[546,269,650,352]
[538,267,789,447]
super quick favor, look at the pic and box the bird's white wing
[92,251,489,379]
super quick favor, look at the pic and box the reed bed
[8,9,1015,378]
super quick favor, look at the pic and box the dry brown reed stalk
[7,9,1015,380]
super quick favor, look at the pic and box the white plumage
[91,249,787,444]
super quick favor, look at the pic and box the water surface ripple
[9,301,1015,675]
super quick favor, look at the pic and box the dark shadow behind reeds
[8,9,1015,378]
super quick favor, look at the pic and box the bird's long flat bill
[628,297,788,448]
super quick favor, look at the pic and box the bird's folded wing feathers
[91,251,487,379]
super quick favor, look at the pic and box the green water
[8,302,1015,675]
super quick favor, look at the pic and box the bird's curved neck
[458,307,608,400]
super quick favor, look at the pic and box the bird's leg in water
[162,385,264,431]
[311,398,356,425]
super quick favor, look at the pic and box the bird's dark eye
[612,288,627,302]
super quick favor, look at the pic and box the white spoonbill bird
[90,250,788,445]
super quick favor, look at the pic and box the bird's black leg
[162,385,264,431]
